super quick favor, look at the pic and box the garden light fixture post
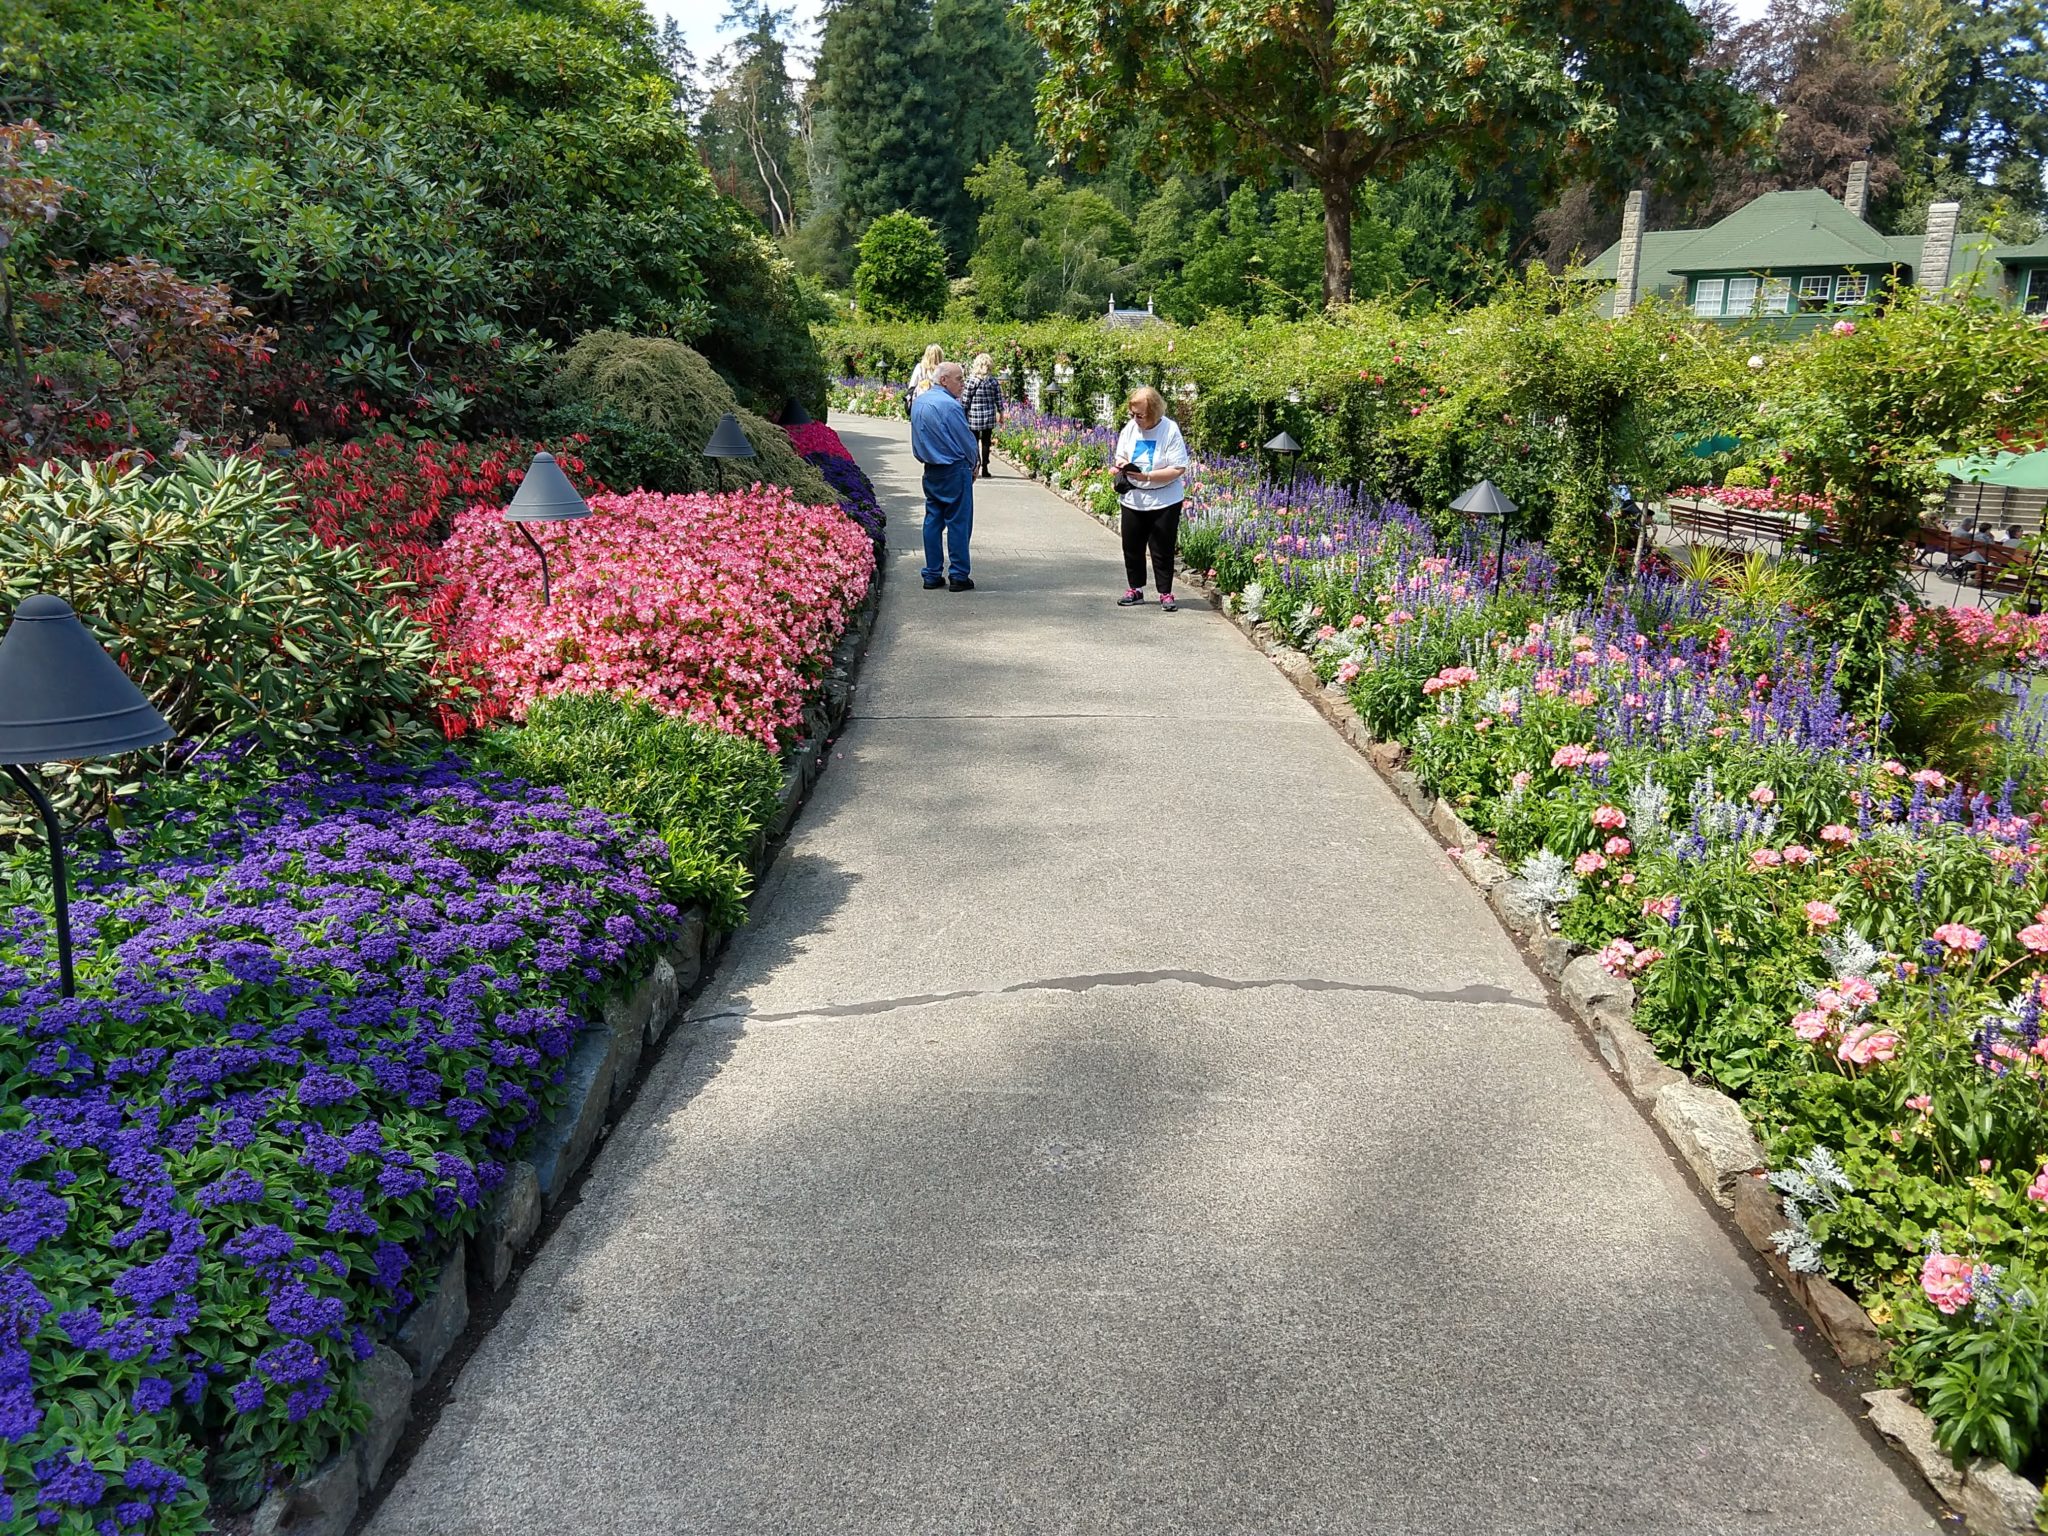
[502,451,591,607]
[781,396,814,426]
[1264,431,1302,497]
[0,594,172,998]
[704,411,757,494]
[1451,479,1518,597]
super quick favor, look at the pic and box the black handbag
[1112,466,1134,495]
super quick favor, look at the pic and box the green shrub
[852,211,950,321]
[1722,464,1767,488]
[466,692,782,929]
[0,453,440,831]
[550,332,835,503]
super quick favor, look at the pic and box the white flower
[1748,354,1766,369]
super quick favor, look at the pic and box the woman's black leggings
[1120,500,1183,592]
[976,428,993,474]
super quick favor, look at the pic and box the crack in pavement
[691,968,1546,1028]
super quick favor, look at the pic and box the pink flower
[1551,744,1591,769]
[1642,894,1680,922]
[1832,319,1857,336]
[1574,851,1607,876]
[1750,847,1784,869]
[1604,836,1631,858]
[1921,1248,1988,1314]
[1932,922,1987,953]
[1748,784,1776,806]
[1597,938,1663,978]
[1511,771,1533,790]
[1587,751,1611,768]
[1804,900,1840,928]
[1836,1022,1899,1066]
[1336,661,1361,685]
[1838,976,1879,1008]
[1591,804,1627,830]
[1820,824,1856,846]
[1906,1094,1932,1116]
[1781,844,1814,865]
[2020,923,2048,954]
[1881,759,1907,778]
[2029,1165,2048,1204]
[1791,1009,1832,1041]
[1568,687,1597,708]
[1910,768,1946,790]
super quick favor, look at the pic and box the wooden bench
[1664,496,1798,551]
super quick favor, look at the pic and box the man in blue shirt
[909,361,978,591]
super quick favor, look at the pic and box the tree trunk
[1320,171,1355,307]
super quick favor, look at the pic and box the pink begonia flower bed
[439,484,875,748]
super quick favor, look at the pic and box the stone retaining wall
[252,568,886,1536]
[1023,458,2045,1536]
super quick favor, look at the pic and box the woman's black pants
[1120,500,1182,592]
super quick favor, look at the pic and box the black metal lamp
[1264,430,1302,491]
[0,595,172,998]
[502,451,591,607]
[704,412,757,493]
[1451,479,1518,597]
[781,396,814,427]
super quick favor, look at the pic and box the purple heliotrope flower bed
[0,750,675,1530]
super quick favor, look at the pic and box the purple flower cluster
[803,450,884,543]
[0,749,677,1527]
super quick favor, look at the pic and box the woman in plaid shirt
[963,353,1003,479]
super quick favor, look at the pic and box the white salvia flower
[1625,776,1673,832]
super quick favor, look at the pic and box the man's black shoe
[923,577,945,590]
[948,577,975,592]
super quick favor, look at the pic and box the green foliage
[0,453,441,832]
[466,692,782,929]
[1723,464,1768,488]
[12,0,821,429]
[964,149,1136,320]
[853,210,951,321]
[814,0,961,251]
[549,332,834,503]
[1019,0,1754,303]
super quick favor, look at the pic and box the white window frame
[1798,274,1834,308]
[1834,272,1871,307]
[1692,277,1726,317]
[2024,268,2048,316]
[1726,276,1759,315]
[1761,277,1792,315]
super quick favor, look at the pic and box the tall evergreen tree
[700,5,805,235]
[927,0,1043,251]
[814,0,961,255]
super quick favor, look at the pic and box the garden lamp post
[1451,479,1518,597]
[704,411,756,493]
[1264,431,1302,497]
[0,595,172,998]
[502,451,590,608]
[781,396,814,427]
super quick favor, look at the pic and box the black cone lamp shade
[781,396,814,427]
[0,595,171,764]
[1264,431,1302,456]
[704,412,758,459]
[1450,478,1517,521]
[501,453,590,608]
[502,452,592,523]
[0,594,172,1000]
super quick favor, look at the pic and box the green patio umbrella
[1936,450,2017,482]
[1983,448,2048,489]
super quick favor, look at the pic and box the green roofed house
[1582,162,2017,333]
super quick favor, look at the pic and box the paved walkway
[366,417,1936,1535]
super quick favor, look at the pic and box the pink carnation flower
[1782,844,1814,866]
[1836,1022,1898,1066]
[1574,851,1607,876]
[1641,895,1680,922]
[2029,1165,2048,1205]
[1551,744,1591,769]
[1591,804,1627,830]
[1604,836,1631,858]
[1920,1248,1984,1315]
[2020,923,2048,954]
[1932,922,1987,953]
[1804,900,1840,928]
[1750,848,1784,869]
[1820,824,1856,846]
[1748,784,1776,806]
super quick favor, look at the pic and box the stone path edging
[1010,451,2043,1536]
[248,564,888,1536]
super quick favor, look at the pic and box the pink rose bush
[439,485,875,747]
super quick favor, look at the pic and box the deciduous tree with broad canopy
[1018,0,1758,305]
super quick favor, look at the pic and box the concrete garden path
[365,416,1938,1535]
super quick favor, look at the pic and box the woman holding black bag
[1112,386,1191,613]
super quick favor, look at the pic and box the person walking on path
[1113,386,1191,612]
[904,344,944,414]
[963,353,1003,479]
[910,361,978,591]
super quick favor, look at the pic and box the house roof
[1662,190,1899,273]
[1992,234,2048,265]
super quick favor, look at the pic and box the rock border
[1018,458,2043,1536]
[252,563,887,1536]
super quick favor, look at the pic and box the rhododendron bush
[438,486,875,747]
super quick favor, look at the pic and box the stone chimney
[1920,201,1962,294]
[1843,160,1870,222]
[1612,188,1649,319]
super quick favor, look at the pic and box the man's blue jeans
[921,459,974,582]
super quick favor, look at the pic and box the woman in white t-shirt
[904,344,944,414]
[1112,387,1192,612]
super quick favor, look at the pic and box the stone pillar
[1843,160,1870,222]
[1612,188,1649,319]
[1920,201,1961,295]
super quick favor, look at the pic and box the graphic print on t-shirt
[1129,438,1156,470]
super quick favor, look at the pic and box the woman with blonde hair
[904,343,944,413]
[962,353,1003,478]
[1112,385,1191,612]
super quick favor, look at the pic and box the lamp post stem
[1494,520,1508,598]
[514,522,552,607]
[4,764,73,999]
